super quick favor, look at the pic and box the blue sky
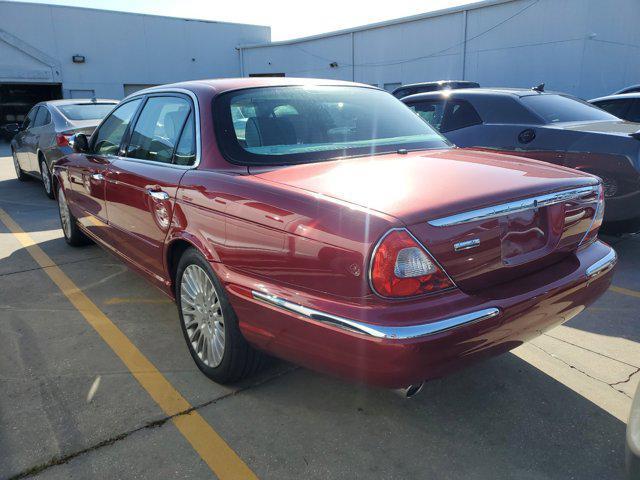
[5,0,472,40]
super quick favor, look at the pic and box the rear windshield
[214,86,451,165]
[521,94,617,124]
[58,103,116,121]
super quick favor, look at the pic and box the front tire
[40,155,55,199]
[176,248,263,384]
[12,148,27,182]
[57,186,90,246]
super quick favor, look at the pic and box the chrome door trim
[428,185,599,227]
[251,290,500,340]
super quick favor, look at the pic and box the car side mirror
[73,133,90,153]
[5,123,21,135]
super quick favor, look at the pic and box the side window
[93,99,142,156]
[408,101,446,131]
[33,107,50,127]
[126,96,191,164]
[595,99,630,119]
[626,100,640,123]
[22,107,39,129]
[441,101,482,132]
[173,111,196,166]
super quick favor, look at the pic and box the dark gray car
[590,93,640,123]
[9,99,117,198]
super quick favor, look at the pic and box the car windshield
[58,103,116,121]
[521,94,618,123]
[214,85,451,165]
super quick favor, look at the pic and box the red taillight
[56,133,71,147]
[370,229,455,298]
[579,183,605,248]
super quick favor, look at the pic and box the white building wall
[240,0,639,99]
[0,1,270,99]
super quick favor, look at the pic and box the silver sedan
[9,99,117,198]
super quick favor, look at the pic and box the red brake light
[56,133,71,147]
[370,229,455,298]
[578,183,605,248]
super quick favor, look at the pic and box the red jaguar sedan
[52,78,616,394]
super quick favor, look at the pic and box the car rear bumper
[225,240,616,389]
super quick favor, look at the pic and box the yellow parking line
[104,296,173,305]
[0,208,258,480]
[610,285,640,299]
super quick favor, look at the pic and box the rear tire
[12,148,27,182]
[57,186,90,246]
[175,248,264,384]
[39,155,55,199]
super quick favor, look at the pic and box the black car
[590,93,640,123]
[391,80,479,99]
[401,88,640,232]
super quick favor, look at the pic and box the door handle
[147,189,170,200]
[91,173,104,181]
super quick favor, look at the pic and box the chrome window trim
[251,290,500,340]
[586,247,617,278]
[110,88,201,170]
[428,185,599,227]
[367,227,457,299]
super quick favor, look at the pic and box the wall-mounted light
[72,55,86,64]
[329,62,338,68]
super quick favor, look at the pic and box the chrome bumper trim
[251,290,500,340]
[586,247,617,279]
[429,185,599,227]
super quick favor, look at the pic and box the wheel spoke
[180,264,226,368]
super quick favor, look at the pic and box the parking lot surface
[0,142,638,480]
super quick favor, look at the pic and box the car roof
[590,92,640,103]
[400,87,561,103]
[132,77,375,98]
[394,80,477,89]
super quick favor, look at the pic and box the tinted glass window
[58,103,116,120]
[622,100,640,123]
[22,107,38,129]
[408,101,446,130]
[34,107,52,127]
[173,111,196,166]
[442,101,482,132]
[127,96,190,164]
[592,99,630,119]
[215,86,450,166]
[522,94,617,123]
[93,99,142,156]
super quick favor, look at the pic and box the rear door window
[173,111,196,166]
[22,107,39,130]
[126,96,191,164]
[93,99,142,156]
[593,99,631,119]
[33,107,49,127]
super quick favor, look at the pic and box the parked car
[590,93,640,123]
[401,88,640,232]
[614,85,640,95]
[53,78,616,393]
[391,80,480,99]
[629,381,640,479]
[9,99,118,198]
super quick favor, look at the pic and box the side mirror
[73,133,90,153]
[4,123,21,135]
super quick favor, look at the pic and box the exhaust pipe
[393,382,425,399]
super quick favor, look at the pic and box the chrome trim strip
[454,238,480,252]
[429,186,599,227]
[586,247,617,278]
[367,227,457,299]
[251,290,500,340]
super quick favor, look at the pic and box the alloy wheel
[180,264,226,367]
[41,160,51,195]
[58,188,71,239]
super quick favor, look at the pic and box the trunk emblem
[454,238,481,252]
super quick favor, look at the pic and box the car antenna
[532,83,545,93]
